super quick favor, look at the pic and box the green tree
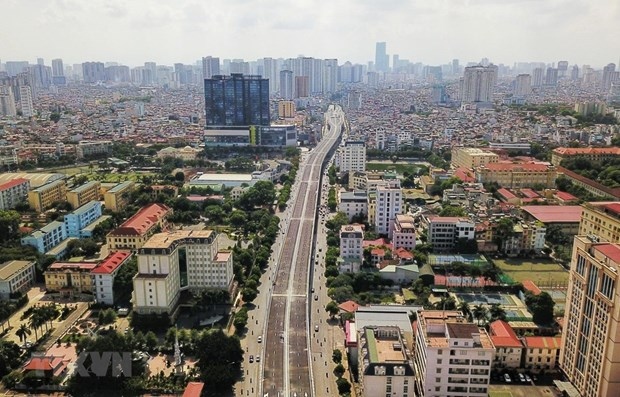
[144,330,159,352]
[233,307,249,334]
[332,349,342,364]
[457,301,471,321]
[49,112,61,123]
[439,205,467,217]
[489,303,507,322]
[325,301,339,319]
[0,210,20,242]
[16,324,31,345]
[336,377,351,394]
[195,329,243,395]
[472,304,488,326]
[525,291,555,324]
[334,363,345,378]
[0,340,22,379]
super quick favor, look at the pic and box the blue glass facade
[204,74,270,127]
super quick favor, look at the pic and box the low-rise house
[488,320,524,370]
[523,336,561,371]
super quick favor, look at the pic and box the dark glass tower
[204,73,270,128]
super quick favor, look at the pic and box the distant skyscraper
[204,74,269,128]
[571,65,580,80]
[37,58,44,66]
[545,67,559,86]
[5,61,29,77]
[144,62,157,84]
[0,86,17,117]
[51,59,64,77]
[532,67,544,87]
[323,59,338,93]
[375,42,389,72]
[452,59,460,75]
[514,74,532,97]
[279,70,293,100]
[460,64,497,103]
[82,62,105,83]
[201,56,220,80]
[294,76,309,98]
[602,63,617,91]
[557,61,569,77]
[262,57,277,94]
[19,85,34,117]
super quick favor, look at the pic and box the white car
[504,373,511,383]
[257,336,262,343]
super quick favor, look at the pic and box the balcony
[449,359,471,365]
[447,386,468,393]
[470,369,489,375]
[448,368,469,375]
[471,360,490,366]
[448,378,468,384]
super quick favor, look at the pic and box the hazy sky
[2,0,619,68]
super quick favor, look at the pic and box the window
[436,368,441,374]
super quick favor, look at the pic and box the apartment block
[375,180,402,237]
[358,326,415,397]
[426,216,475,252]
[21,221,67,254]
[579,202,620,243]
[551,147,620,166]
[0,177,30,210]
[104,181,136,212]
[28,179,68,212]
[133,230,233,318]
[0,260,36,299]
[66,180,101,209]
[414,310,493,397]
[560,235,620,397]
[338,190,368,221]
[523,336,561,371]
[63,200,103,238]
[44,262,97,295]
[451,147,498,170]
[76,140,113,159]
[392,214,416,250]
[107,203,171,250]
[475,162,557,189]
[91,251,132,305]
[501,221,546,256]
[339,225,364,273]
[488,320,523,370]
[335,140,366,172]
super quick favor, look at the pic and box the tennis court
[454,292,532,320]
[429,254,490,268]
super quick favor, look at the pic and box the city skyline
[2,0,619,68]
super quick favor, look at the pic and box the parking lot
[489,384,562,397]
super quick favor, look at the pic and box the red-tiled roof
[520,188,540,199]
[601,202,620,215]
[489,320,523,348]
[362,238,391,248]
[594,244,620,264]
[497,188,517,200]
[453,167,475,183]
[48,262,98,271]
[394,247,414,260]
[91,251,131,274]
[522,280,541,295]
[554,191,578,201]
[521,205,582,223]
[553,147,620,156]
[557,167,620,199]
[182,382,205,397]
[482,162,551,172]
[0,177,29,190]
[371,248,385,256]
[108,203,171,236]
[338,300,360,313]
[523,336,562,349]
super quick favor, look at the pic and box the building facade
[63,200,103,238]
[107,203,171,250]
[451,148,499,170]
[475,162,557,189]
[21,221,67,254]
[339,225,364,273]
[338,190,368,221]
[579,202,620,243]
[103,181,136,212]
[28,179,68,212]
[76,140,113,159]
[560,235,620,397]
[204,74,269,128]
[91,251,132,305]
[0,260,36,299]
[374,180,402,237]
[0,178,30,210]
[66,180,101,209]
[392,214,416,250]
[426,216,475,252]
[551,147,620,166]
[44,262,97,295]
[335,141,366,173]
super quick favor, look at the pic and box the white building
[426,216,475,252]
[335,140,366,172]
[0,178,30,210]
[392,214,416,250]
[0,260,36,299]
[157,146,202,161]
[339,225,364,273]
[133,230,233,318]
[375,180,402,237]
[514,74,532,98]
[414,310,494,397]
[19,86,34,117]
[358,326,415,397]
[91,251,132,305]
[338,190,368,221]
[460,64,497,104]
[76,140,113,159]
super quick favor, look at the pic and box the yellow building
[523,336,561,371]
[451,147,499,169]
[551,146,620,166]
[103,181,135,212]
[44,262,97,296]
[476,162,557,189]
[278,100,296,118]
[66,180,101,209]
[579,202,620,243]
[106,203,172,250]
[28,179,68,212]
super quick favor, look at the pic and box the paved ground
[489,385,563,397]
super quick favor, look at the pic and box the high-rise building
[82,62,105,83]
[294,75,309,98]
[51,59,64,77]
[279,70,293,100]
[201,56,220,80]
[0,86,16,117]
[532,67,544,87]
[460,65,497,103]
[375,42,389,72]
[514,74,532,97]
[545,67,559,86]
[204,74,270,128]
[602,63,617,91]
[19,85,34,117]
[262,57,277,94]
[324,58,338,93]
[339,224,364,273]
[560,235,620,397]
[452,59,460,75]
[570,65,580,80]
[557,61,569,77]
[5,61,29,77]
[144,62,157,84]
[374,180,402,236]
[335,141,366,173]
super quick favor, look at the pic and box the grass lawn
[402,288,415,301]
[33,166,97,176]
[494,258,569,286]
[489,392,513,397]
[366,162,424,174]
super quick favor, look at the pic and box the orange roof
[91,251,131,274]
[481,162,551,172]
[594,244,620,264]
[0,177,29,190]
[555,191,578,201]
[215,252,232,262]
[453,167,475,183]
[394,247,414,260]
[553,147,620,156]
[521,205,582,223]
[523,336,562,349]
[182,382,205,397]
[489,320,522,348]
[109,203,171,236]
[338,300,360,313]
[522,280,541,295]
[371,248,385,256]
